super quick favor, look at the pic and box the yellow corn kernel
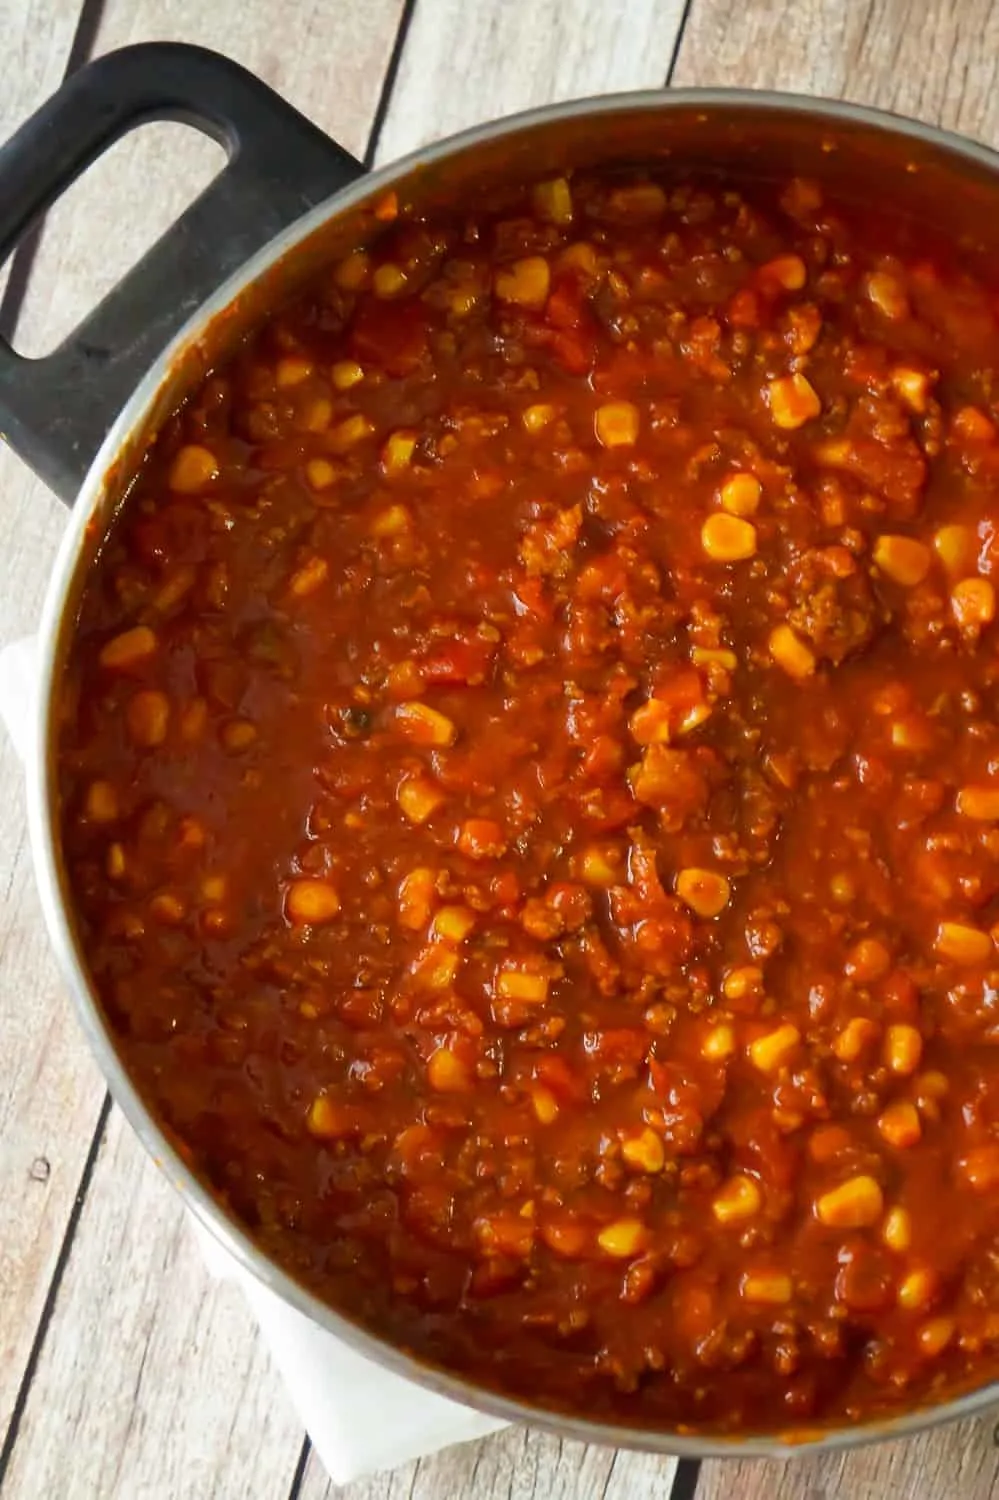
[373,262,407,297]
[883,1205,912,1253]
[935,920,992,966]
[84,780,119,823]
[221,718,257,753]
[149,892,185,925]
[873,534,932,587]
[891,365,932,413]
[334,250,370,291]
[952,577,995,628]
[328,414,374,453]
[719,472,762,517]
[300,396,332,433]
[332,360,364,391]
[201,873,227,903]
[305,458,336,491]
[761,254,807,291]
[286,878,341,926]
[608,183,667,219]
[933,524,976,576]
[594,400,640,449]
[412,944,458,991]
[878,1100,922,1148]
[370,503,412,537]
[531,1085,559,1125]
[629,698,673,745]
[917,1317,955,1356]
[957,784,999,820]
[494,256,550,309]
[621,1127,666,1174]
[954,405,996,443]
[275,355,313,388]
[833,1016,879,1062]
[427,1046,472,1093]
[382,430,417,474]
[579,845,620,887]
[741,1270,793,1305]
[168,443,219,494]
[597,1218,649,1258]
[866,271,909,320]
[532,176,574,224]
[884,1023,923,1076]
[691,646,738,672]
[768,623,816,680]
[676,867,731,918]
[289,556,329,598]
[722,966,763,1002]
[522,403,555,433]
[99,624,158,671]
[749,1023,801,1074]
[713,1173,762,1225]
[497,969,549,1004]
[306,1095,351,1138]
[394,700,456,748]
[106,843,126,880]
[431,905,476,944]
[815,1174,884,1229]
[398,866,436,930]
[397,775,445,825]
[768,372,821,429]
[558,241,599,277]
[898,1267,937,1312]
[701,1023,736,1061]
[126,689,170,748]
[701,513,757,562]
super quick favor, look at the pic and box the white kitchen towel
[0,633,506,1485]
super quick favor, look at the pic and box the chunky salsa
[56,161,999,1434]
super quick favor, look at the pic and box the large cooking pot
[7,40,999,1460]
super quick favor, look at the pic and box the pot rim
[27,81,999,1458]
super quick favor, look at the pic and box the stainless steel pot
[7,41,999,1458]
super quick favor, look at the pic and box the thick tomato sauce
[57,166,999,1431]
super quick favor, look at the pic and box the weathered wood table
[3,0,999,1494]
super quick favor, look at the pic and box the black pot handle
[0,42,366,505]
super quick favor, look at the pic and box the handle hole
[9,121,226,358]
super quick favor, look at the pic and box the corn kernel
[495,256,550,309]
[749,1023,801,1074]
[845,937,890,982]
[373,262,407,298]
[168,443,219,494]
[497,969,549,1004]
[332,360,364,391]
[558,241,599,277]
[275,355,313,388]
[882,1206,912,1252]
[898,1267,937,1311]
[305,458,336,491]
[329,414,374,453]
[722,966,763,1002]
[84,780,119,823]
[427,1046,472,1093]
[621,1127,666,1174]
[933,524,976,576]
[286,878,340,925]
[953,405,996,443]
[300,396,332,432]
[884,1023,923,1076]
[126,689,170,748]
[395,701,457,748]
[815,1174,884,1229]
[382,430,417,474]
[676,867,731,918]
[866,271,909,320]
[522,403,555,433]
[768,372,821,429]
[99,625,158,672]
[456,819,506,859]
[306,1095,352,1138]
[741,1270,793,1305]
[760,254,807,291]
[597,1218,649,1258]
[532,177,573,225]
[720,472,762,517]
[221,718,257,753]
[431,905,476,944]
[595,400,640,449]
[334,251,370,291]
[701,513,757,562]
[833,1016,879,1062]
[952,577,995,628]
[398,867,436,930]
[579,845,620,886]
[289,556,329,598]
[412,944,458,991]
[878,1100,922,1148]
[935,921,992,966]
[531,1085,559,1125]
[608,183,667,219]
[768,624,816,680]
[957,784,999,820]
[106,842,126,880]
[397,775,445,825]
[701,1023,736,1061]
[892,366,932,413]
[917,1317,955,1356]
[873,534,932,587]
[149,892,185,925]
[713,1174,762,1224]
[371,503,412,537]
